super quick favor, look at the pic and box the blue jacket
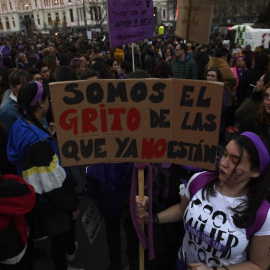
[7,117,58,176]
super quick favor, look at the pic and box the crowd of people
[0,29,270,270]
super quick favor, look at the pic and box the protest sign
[49,79,223,170]
[175,0,214,44]
[107,0,154,48]
[81,198,104,245]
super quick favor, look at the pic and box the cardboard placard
[175,0,214,44]
[49,79,223,170]
[81,199,104,245]
[107,0,154,48]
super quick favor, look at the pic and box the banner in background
[107,0,154,47]
[175,0,214,44]
[49,79,223,170]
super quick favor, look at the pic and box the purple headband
[30,81,43,107]
[240,132,270,174]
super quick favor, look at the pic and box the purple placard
[107,0,154,48]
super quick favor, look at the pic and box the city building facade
[0,0,270,35]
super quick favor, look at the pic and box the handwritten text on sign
[107,0,154,47]
[49,79,223,170]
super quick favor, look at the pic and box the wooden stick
[138,168,144,270]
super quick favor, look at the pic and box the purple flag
[107,0,154,48]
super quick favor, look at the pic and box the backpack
[188,171,270,240]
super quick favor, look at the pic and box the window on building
[2,2,8,11]
[53,0,58,5]
[12,19,15,27]
[35,0,37,7]
[90,6,101,21]
[5,18,10,29]
[56,12,60,25]
[69,8,74,22]
[9,1,12,10]
[48,13,52,25]
[163,9,165,19]
[60,0,64,4]
[44,0,50,7]
[0,21,3,30]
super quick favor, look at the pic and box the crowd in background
[0,29,270,270]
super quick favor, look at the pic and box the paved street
[34,196,129,270]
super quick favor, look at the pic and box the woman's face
[112,61,119,72]
[106,51,112,58]
[256,75,265,91]
[219,140,257,186]
[206,71,218,82]
[263,87,270,114]
[76,64,86,74]
[235,57,244,68]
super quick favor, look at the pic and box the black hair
[9,70,31,87]
[203,135,270,228]
[179,43,188,54]
[212,211,227,223]
[17,81,50,135]
[81,69,101,80]
[27,67,40,80]
[263,70,270,85]
[254,52,269,68]
[128,69,151,79]
[120,61,133,74]
[213,47,230,58]
[92,57,107,66]
[206,68,224,82]
[91,62,113,79]
[0,67,10,101]
[56,66,78,81]
[106,57,118,68]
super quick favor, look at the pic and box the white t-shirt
[180,172,270,267]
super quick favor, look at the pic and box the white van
[231,25,270,50]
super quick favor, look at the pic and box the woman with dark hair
[70,58,85,79]
[154,60,173,78]
[237,52,270,106]
[0,67,10,104]
[118,61,133,79]
[107,57,120,78]
[162,46,173,64]
[239,81,270,140]
[205,68,228,145]
[43,54,60,82]
[91,62,114,79]
[56,66,78,82]
[144,44,156,77]
[136,132,270,270]
[7,81,81,270]
[235,71,270,123]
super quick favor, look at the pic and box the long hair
[56,66,78,81]
[17,81,50,136]
[258,82,270,126]
[203,135,270,228]
[43,54,58,81]
[154,60,172,78]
